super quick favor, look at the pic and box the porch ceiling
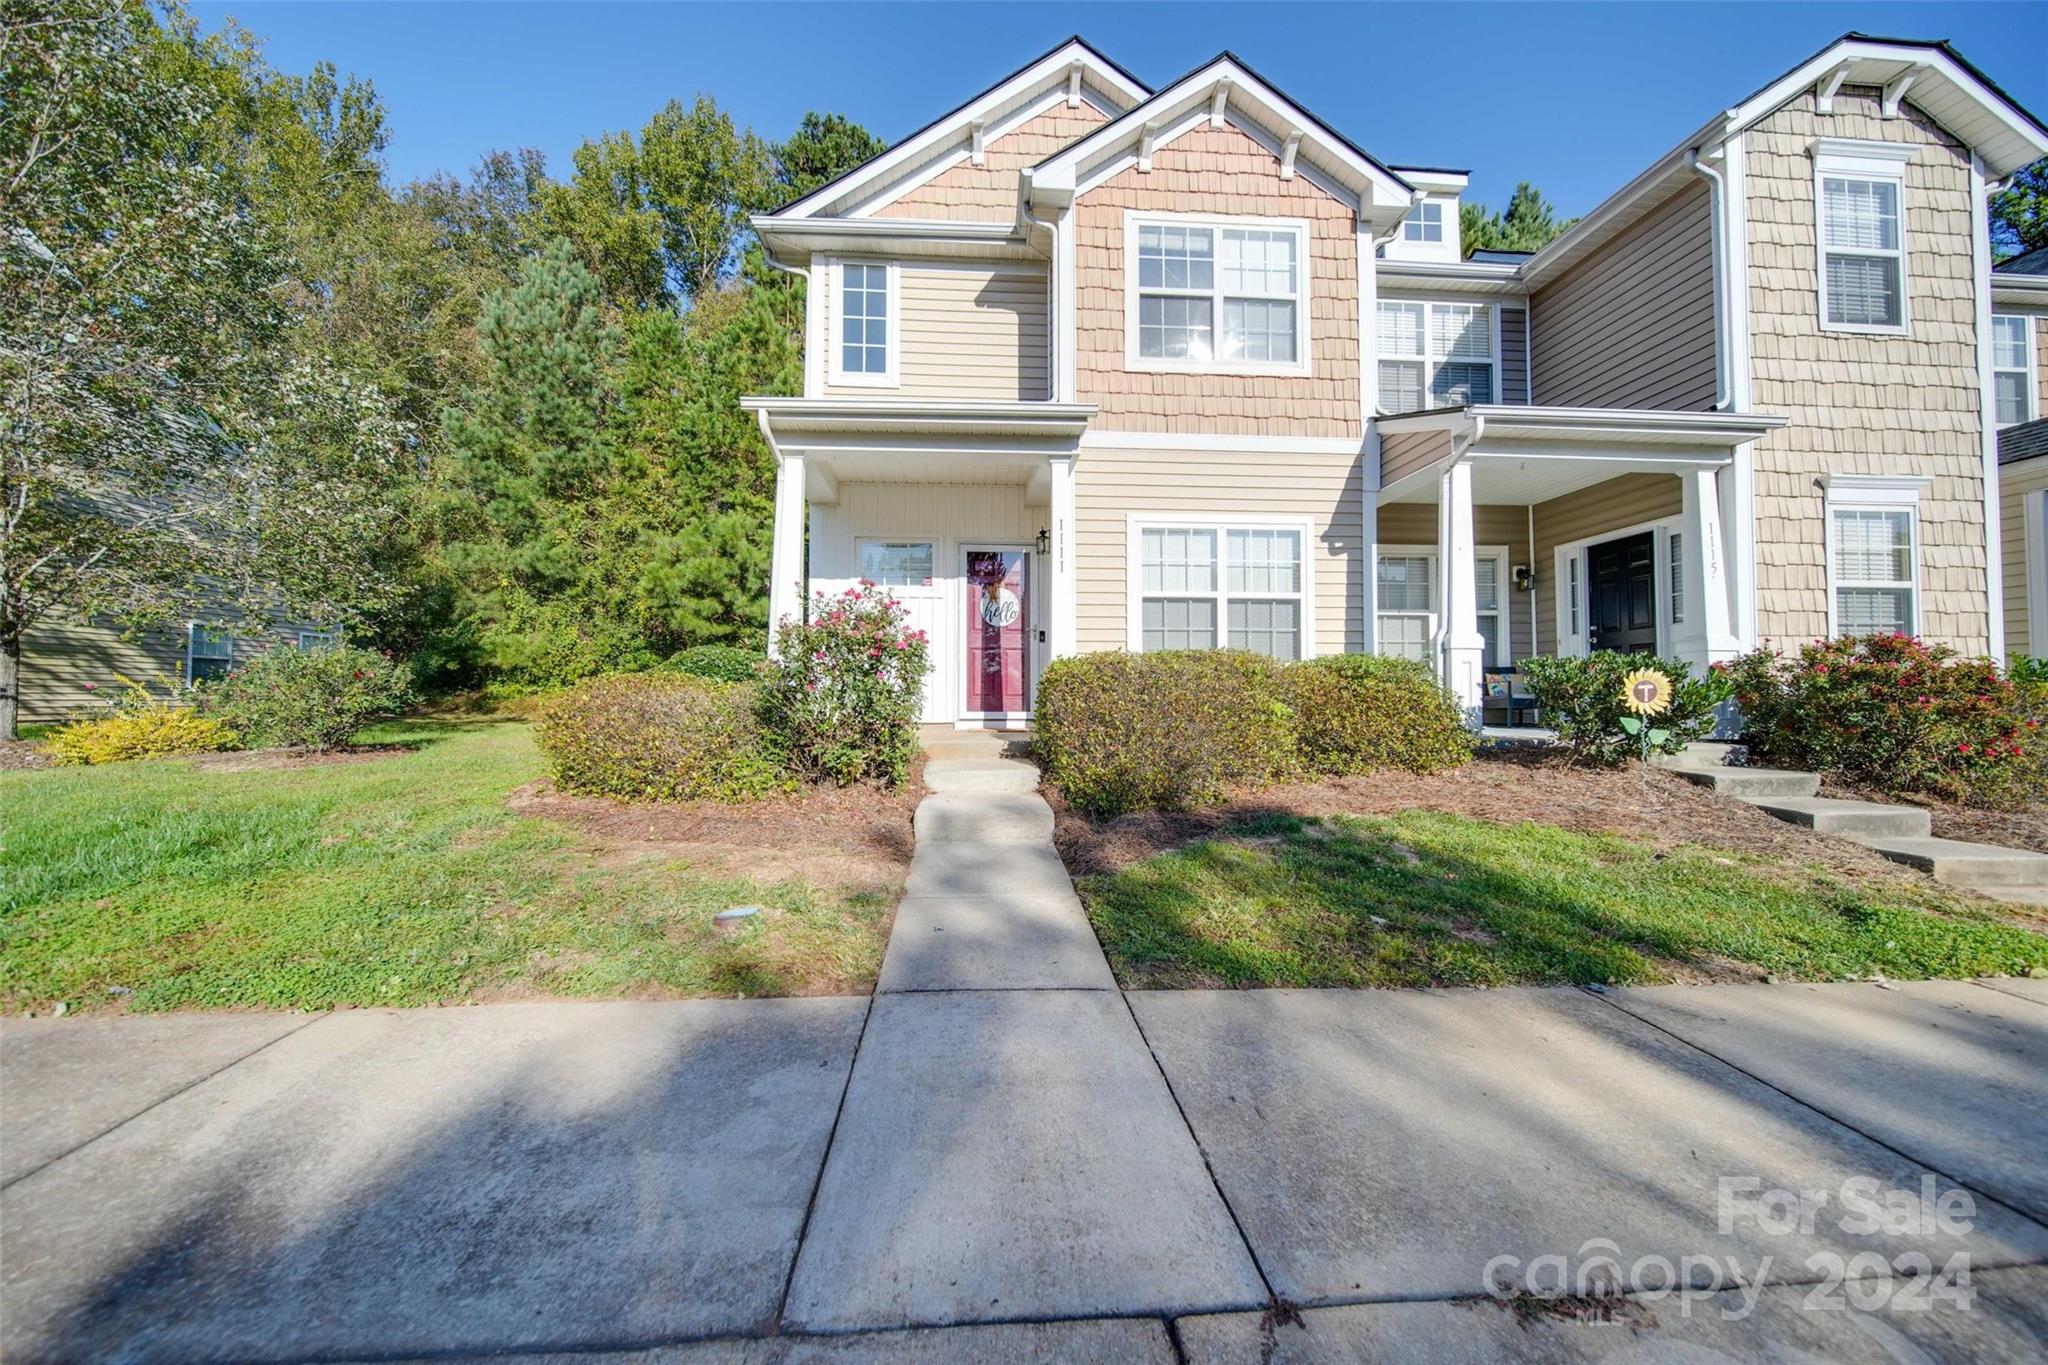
[1380,452,1715,505]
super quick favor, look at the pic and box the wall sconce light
[1036,528,1051,554]
[1512,564,1535,593]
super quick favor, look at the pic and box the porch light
[1513,564,1535,593]
[1036,528,1051,555]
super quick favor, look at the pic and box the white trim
[1375,298,1501,413]
[1125,513,1317,660]
[1822,477,1925,639]
[1992,312,2038,427]
[825,258,900,387]
[803,252,826,397]
[1813,143,1912,336]
[1973,150,2005,655]
[1725,131,1753,410]
[2026,488,2048,658]
[958,541,1039,723]
[1055,207,1078,403]
[1547,517,1681,660]
[1121,210,1313,378]
[1370,543,1512,668]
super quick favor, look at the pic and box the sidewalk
[3,743,2046,1361]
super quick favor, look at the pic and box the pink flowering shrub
[1723,633,2043,806]
[196,641,413,750]
[758,582,929,786]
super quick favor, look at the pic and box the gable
[875,103,1108,223]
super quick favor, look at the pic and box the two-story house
[743,33,2048,726]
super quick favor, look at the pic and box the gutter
[1688,148,1735,411]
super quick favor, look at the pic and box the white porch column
[1437,460,1485,721]
[767,452,806,657]
[1048,456,1078,658]
[1674,465,1740,669]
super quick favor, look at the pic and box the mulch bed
[0,739,51,771]
[1053,749,1961,897]
[510,755,926,898]
[1819,781,2048,856]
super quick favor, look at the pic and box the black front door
[1587,532,1658,654]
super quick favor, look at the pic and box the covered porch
[1371,404,1786,719]
[746,398,1096,727]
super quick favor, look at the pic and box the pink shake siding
[875,104,1109,223]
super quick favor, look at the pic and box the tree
[1460,182,1575,256]
[1992,159,2048,258]
[774,111,886,202]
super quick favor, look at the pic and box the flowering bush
[1519,652,1730,766]
[1724,634,2042,806]
[43,677,238,765]
[758,583,929,786]
[198,642,414,750]
[536,673,788,802]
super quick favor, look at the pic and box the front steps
[1662,748,2048,905]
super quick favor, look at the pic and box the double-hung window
[1377,301,1495,413]
[1993,314,2036,427]
[1668,533,1685,626]
[187,624,232,683]
[1402,200,1443,244]
[1130,216,1307,371]
[1137,521,1307,659]
[834,261,893,383]
[1829,504,1918,637]
[1374,548,1508,666]
[1814,140,1913,333]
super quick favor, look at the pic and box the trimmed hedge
[535,673,789,802]
[1286,653,1474,776]
[1519,652,1728,765]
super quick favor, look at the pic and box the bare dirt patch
[510,755,925,899]
[0,739,51,771]
[187,744,414,773]
[1819,782,2048,856]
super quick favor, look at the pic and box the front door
[1586,532,1658,654]
[963,547,1030,716]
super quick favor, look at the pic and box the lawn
[1078,810,2048,990]
[0,719,896,1014]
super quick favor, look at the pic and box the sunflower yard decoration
[1618,667,1674,767]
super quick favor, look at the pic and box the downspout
[1687,148,1733,411]
[1018,168,1060,401]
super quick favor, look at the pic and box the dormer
[1381,167,1467,264]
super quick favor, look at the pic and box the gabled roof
[767,36,1150,221]
[1998,244,2048,277]
[1024,51,1414,228]
[2001,417,2048,467]
[1524,33,2048,290]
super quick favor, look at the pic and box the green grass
[1080,810,2048,989]
[0,719,891,1014]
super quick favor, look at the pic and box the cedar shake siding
[1073,446,1367,654]
[874,103,1109,223]
[1532,473,1683,654]
[822,261,1049,400]
[1529,182,1718,411]
[1072,122,1362,438]
[1745,89,1989,652]
[2002,454,2048,658]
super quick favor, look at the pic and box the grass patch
[1079,810,2047,989]
[0,719,890,1014]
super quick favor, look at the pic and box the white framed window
[1377,300,1496,414]
[1823,476,1926,638]
[830,260,896,385]
[1993,314,2036,427]
[1373,546,1509,666]
[1565,554,1581,638]
[187,623,233,683]
[1402,199,1443,243]
[1131,518,1311,659]
[295,630,338,650]
[1813,140,1914,335]
[1668,532,1685,626]
[857,539,936,589]
[1125,212,1309,375]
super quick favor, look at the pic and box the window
[1374,548,1508,666]
[187,624,232,683]
[836,261,892,381]
[1668,532,1685,626]
[1378,301,1495,413]
[1474,553,1504,668]
[1137,522,1305,659]
[1565,554,1581,638]
[858,540,934,588]
[1130,216,1306,371]
[1993,314,2036,427]
[1403,200,1443,243]
[1830,507,1917,636]
[295,630,338,650]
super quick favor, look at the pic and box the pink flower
[1957,742,1972,755]
[82,681,97,692]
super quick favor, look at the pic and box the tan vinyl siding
[1375,502,1537,662]
[1530,181,1718,411]
[17,613,320,724]
[2003,453,2048,659]
[1532,474,1683,653]
[1746,89,1988,652]
[875,103,1108,222]
[822,261,1048,400]
[1378,429,1449,487]
[1073,122,1362,438]
[1074,446,1368,655]
[1499,305,1530,404]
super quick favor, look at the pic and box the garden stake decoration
[1618,667,1674,773]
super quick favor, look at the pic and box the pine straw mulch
[508,754,926,900]
[0,739,51,771]
[1053,749,1978,902]
[1819,781,2048,856]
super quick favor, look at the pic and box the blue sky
[187,2,2048,219]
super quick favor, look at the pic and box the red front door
[965,549,1029,714]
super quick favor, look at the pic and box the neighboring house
[17,614,336,725]
[2001,419,2048,660]
[741,32,2037,726]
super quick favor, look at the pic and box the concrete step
[922,736,1030,763]
[1847,836,2048,894]
[923,758,1040,796]
[913,792,1055,844]
[1668,765,1820,800]
[1749,797,1933,840]
[1651,741,1750,769]
[905,840,1075,899]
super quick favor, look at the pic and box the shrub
[475,590,657,693]
[757,583,929,787]
[1286,653,1474,776]
[1520,652,1729,766]
[535,673,788,802]
[1033,650,1294,817]
[43,678,238,765]
[198,642,415,750]
[1725,634,2042,806]
[660,644,765,684]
